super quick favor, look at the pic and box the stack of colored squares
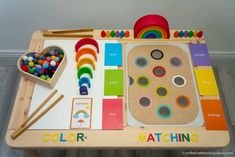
[74,38,99,95]
[20,46,64,81]
[189,43,227,130]
[102,43,124,130]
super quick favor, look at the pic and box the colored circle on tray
[157,104,172,119]
[137,76,149,86]
[139,97,151,107]
[170,57,182,67]
[135,57,148,67]
[172,75,186,87]
[156,87,168,97]
[151,49,164,60]
[153,66,166,77]
[129,76,134,85]
[176,95,190,108]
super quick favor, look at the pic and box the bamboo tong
[11,90,64,140]
[43,28,94,38]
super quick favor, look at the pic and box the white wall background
[0,0,235,52]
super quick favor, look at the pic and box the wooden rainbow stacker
[6,14,229,150]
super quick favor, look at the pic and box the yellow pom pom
[29,61,34,67]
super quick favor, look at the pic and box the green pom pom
[40,75,46,80]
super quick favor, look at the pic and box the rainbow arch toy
[134,14,170,39]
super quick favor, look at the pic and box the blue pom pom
[42,63,49,69]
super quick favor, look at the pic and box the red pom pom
[56,62,60,66]
[21,65,28,72]
[44,70,49,74]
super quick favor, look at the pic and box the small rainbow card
[70,98,92,129]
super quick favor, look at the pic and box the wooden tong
[43,28,94,38]
[11,90,64,140]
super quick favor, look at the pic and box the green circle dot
[110,30,116,37]
[188,31,193,37]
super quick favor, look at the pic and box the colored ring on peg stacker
[79,77,91,88]
[75,38,99,53]
[77,57,96,70]
[77,67,93,79]
[75,48,97,62]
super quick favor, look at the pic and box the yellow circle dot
[106,31,110,37]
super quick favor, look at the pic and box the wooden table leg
[25,150,41,157]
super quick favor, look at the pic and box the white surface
[125,43,204,127]
[29,39,117,130]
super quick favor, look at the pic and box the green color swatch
[104,69,123,96]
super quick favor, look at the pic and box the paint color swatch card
[102,98,123,130]
[201,99,227,130]
[189,44,211,66]
[105,43,123,66]
[194,68,219,96]
[70,98,92,129]
[104,69,124,96]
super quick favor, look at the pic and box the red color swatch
[102,98,123,130]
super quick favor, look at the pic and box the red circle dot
[125,30,130,38]
[101,30,106,38]
[197,31,203,38]
[153,66,166,77]
[174,31,178,38]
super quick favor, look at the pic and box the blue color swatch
[105,43,122,66]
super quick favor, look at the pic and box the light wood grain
[20,90,58,127]
[0,65,234,157]
[11,95,64,140]
[43,33,93,38]
[5,29,230,150]
[51,28,94,34]
[127,44,200,124]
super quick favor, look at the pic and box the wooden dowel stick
[51,29,94,34]
[11,95,64,140]
[43,33,93,38]
[20,90,58,127]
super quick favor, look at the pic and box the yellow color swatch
[194,68,219,96]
